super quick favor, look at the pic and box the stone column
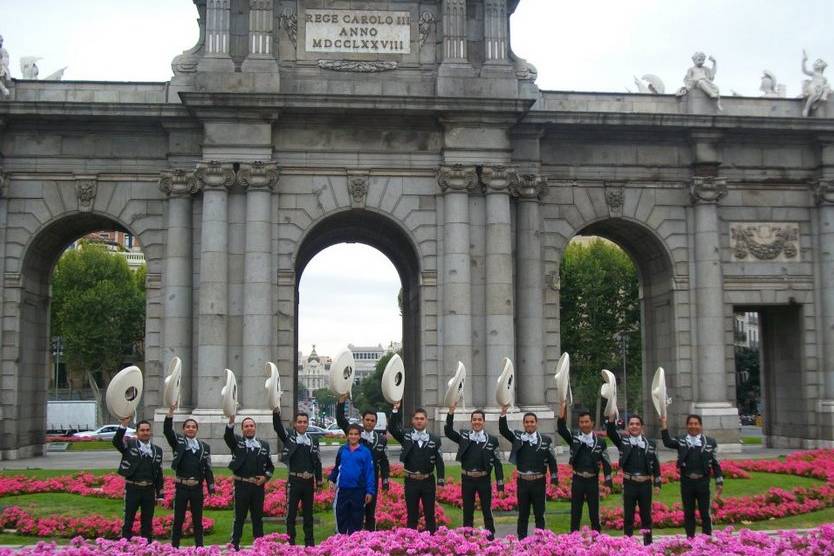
[242,0,278,73]
[159,170,199,407]
[483,0,509,63]
[513,174,546,406]
[438,165,477,404]
[442,0,468,62]
[195,161,235,409]
[481,166,516,394]
[239,162,278,408]
[690,176,731,403]
[199,0,234,72]
[817,180,834,400]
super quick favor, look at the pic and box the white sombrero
[443,361,466,409]
[651,366,670,420]
[264,361,282,411]
[221,369,238,418]
[381,354,405,404]
[162,356,182,408]
[106,365,143,420]
[495,357,515,407]
[329,349,356,396]
[554,352,570,403]
[600,369,619,420]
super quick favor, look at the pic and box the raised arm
[605,419,624,451]
[224,418,238,451]
[336,395,350,435]
[802,50,814,77]
[557,400,573,446]
[272,409,288,443]
[163,409,178,450]
[660,417,679,449]
[498,406,515,444]
[444,411,461,444]
[387,403,405,444]
[707,55,717,79]
[112,417,130,454]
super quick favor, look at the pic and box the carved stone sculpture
[0,35,11,97]
[75,178,97,210]
[159,169,200,197]
[318,60,397,73]
[437,165,477,192]
[238,161,279,191]
[690,176,727,204]
[801,50,831,118]
[195,161,235,190]
[730,223,800,262]
[759,70,786,98]
[814,179,834,205]
[510,174,546,200]
[418,11,436,47]
[633,74,665,94]
[280,8,298,48]
[347,173,369,208]
[677,51,722,111]
[20,57,39,79]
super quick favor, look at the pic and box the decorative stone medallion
[75,177,97,211]
[730,222,800,262]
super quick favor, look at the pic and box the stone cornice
[159,169,200,198]
[690,176,727,205]
[813,179,834,205]
[238,161,279,191]
[195,161,235,191]
[510,173,546,200]
[437,164,478,193]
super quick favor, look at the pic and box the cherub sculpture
[801,49,831,117]
[676,51,722,110]
[0,35,10,97]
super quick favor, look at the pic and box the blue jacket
[329,443,376,495]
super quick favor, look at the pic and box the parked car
[72,424,135,440]
[325,423,346,438]
[305,425,329,440]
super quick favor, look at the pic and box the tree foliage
[735,346,761,414]
[50,243,146,387]
[352,351,396,414]
[559,239,642,416]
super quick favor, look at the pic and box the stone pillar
[483,0,509,63]
[195,161,235,409]
[442,0,468,62]
[159,170,199,407]
[239,162,278,407]
[438,165,477,404]
[481,166,516,395]
[513,174,546,406]
[242,0,278,73]
[199,0,234,72]
[816,180,834,433]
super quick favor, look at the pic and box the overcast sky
[2,0,830,357]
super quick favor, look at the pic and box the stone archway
[293,209,422,412]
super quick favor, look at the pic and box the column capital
[690,176,727,205]
[195,161,235,191]
[159,169,200,198]
[437,164,478,193]
[813,179,834,205]
[511,173,546,200]
[480,165,518,194]
[238,161,279,191]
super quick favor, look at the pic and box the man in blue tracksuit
[328,423,377,535]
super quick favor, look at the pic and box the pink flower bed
[1,526,833,555]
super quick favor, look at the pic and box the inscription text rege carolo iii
[305,9,411,54]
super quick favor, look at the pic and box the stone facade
[0,1,833,458]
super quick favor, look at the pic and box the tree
[734,346,761,415]
[559,239,642,417]
[50,242,146,389]
[352,351,396,414]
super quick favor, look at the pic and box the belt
[623,473,652,483]
[233,475,261,484]
[175,477,201,487]
[685,473,705,480]
[462,470,488,478]
[573,471,597,479]
[518,472,545,481]
[125,480,153,487]
[289,472,315,480]
[404,471,433,480]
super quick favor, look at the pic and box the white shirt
[412,430,429,447]
[295,433,311,446]
[244,437,261,450]
[185,437,200,453]
[685,434,703,448]
[361,431,375,443]
[627,435,646,449]
[520,432,538,445]
[469,431,487,443]
[138,440,153,457]
[579,432,596,448]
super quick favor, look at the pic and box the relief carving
[510,174,546,200]
[604,182,625,212]
[480,165,518,193]
[730,223,800,262]
[159,169,200,197]
[690,176,727,204]
[418,11,436,47]
[280,8,298,48]
[813,179,834,205]
[75,176,97,211]
[318,60,398,73]
[437,164,477,193]
[347,171,369,207]
[238,161,279,191]
[195,161,235,190]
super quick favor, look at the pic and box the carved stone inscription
[730,222,800,262]
[305,10,411,54]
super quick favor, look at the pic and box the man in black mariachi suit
[163,402,215,548]
[273,408,323,547]
[113,416,164,543]
[558,400,613,532]
[336,394,390,531]
[445,402,504,539]
[661,414,723,538]
[606,413,661,545]
[224,414,274,551]
[499,404,558,539]
[388,401,445,533]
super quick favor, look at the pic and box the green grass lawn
[742,436,763,445]
[0,466,830,546]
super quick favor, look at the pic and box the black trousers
[623,480,653,545]
[516,477,546,539]
[462,475,495,536]
[364,491,378,531]
[231,480,265,549]
[570,475,600,532]
[404,477,437,533]
[122,484,155,542]
[172,483,205,547]
[681,476,712,537]
[287,477,315,546]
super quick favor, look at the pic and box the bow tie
[186,438,200,453]
[520,432,538,445]
[138,441,153,457]
[361,431,375,443]
[470,431,487,443]
[412,431,429,445]
[295,433,311,446]
[579,433,595,448]
[244,438,261,450]
[686,435,703,448]
[627,436,646,449]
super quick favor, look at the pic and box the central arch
[293,209,422,412]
